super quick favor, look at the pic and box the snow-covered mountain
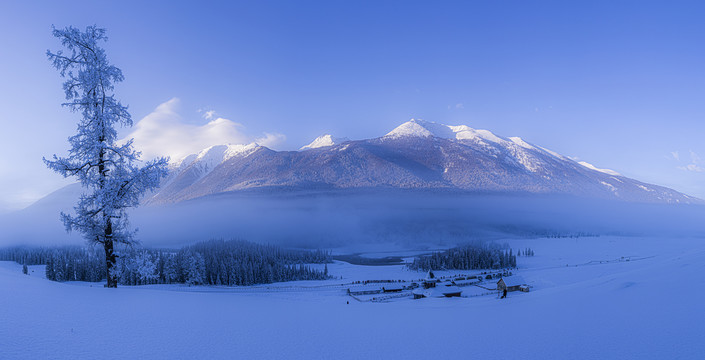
[5,119,703,247]
[157,143,261,201]
[300,134,349,150]
[147,119,699,205]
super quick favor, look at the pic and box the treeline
[0,239,331,286]
[171,239,331,286]
[0,246,68,265]
[545,232,599,238]
[0,246,106,282]
[518,247,535,256]
[45,247,104,282]
[407,244,517,271]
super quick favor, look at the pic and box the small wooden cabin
[497,276,527,293]
[382,284,403,293]
[412,288,425,299]
[440,284,462,297]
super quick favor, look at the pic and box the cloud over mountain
[123,98,285,162]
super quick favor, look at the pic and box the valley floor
[1,236,704,359]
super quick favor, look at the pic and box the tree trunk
[104,219,118,288]
[98,140,118,287]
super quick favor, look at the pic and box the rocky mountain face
[147,119,699,205]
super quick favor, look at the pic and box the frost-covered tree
[185,251,206,286]
[45,255,55,280]
[162,255,179,283]
[44,26,168,288]
[134,251,158,285]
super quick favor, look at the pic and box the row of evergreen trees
[185,239,330,286]
[407,244,518,271]
[0,239,331,286]
[0,246,66,265]
[518,248,535,256]
[45,247,104,282]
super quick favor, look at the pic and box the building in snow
[412,288,425,299]
[423,282,462,298]
[452,278,480,287]
[423,270,439,289]
[347,285,383,296]
[439,283,462,297]
[497,276,527,293]
[382,284,403,293]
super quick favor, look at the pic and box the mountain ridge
[146,119,699,205]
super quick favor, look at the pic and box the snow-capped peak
[578,161,621,176]
[386,119,626,177]
[173,143,260,169]
[384,119,438,138]
[160,142,262,190]
[384,119,508,145]
[300,134,349,150]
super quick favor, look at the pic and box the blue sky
[1,0,705,210]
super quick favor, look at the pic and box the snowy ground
[2,236,705,359]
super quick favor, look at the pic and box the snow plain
[1,236,704,359]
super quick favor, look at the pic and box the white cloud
[123,98,285,162]
[671,151,680,161]
[255,132,286,146]
[690,150,701,164]
[677,150,704,172]
[679,164,704,172]
[203,110,217,120]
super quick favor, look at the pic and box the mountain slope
[300,134,349,150]
[147,119,698,205]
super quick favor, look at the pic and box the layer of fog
[1,185,704,250]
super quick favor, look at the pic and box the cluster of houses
[347,269,530,302]
[411,270,464,299]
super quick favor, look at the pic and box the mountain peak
[384,119,437,138]
[300,134,349,150]
[173,143,260,169]
[384,119,506,146]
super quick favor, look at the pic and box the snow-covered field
[2,236,704,359]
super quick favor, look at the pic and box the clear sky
[1,0,705,211]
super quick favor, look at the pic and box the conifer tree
[45,255,55,280]
[45,26,168,287]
